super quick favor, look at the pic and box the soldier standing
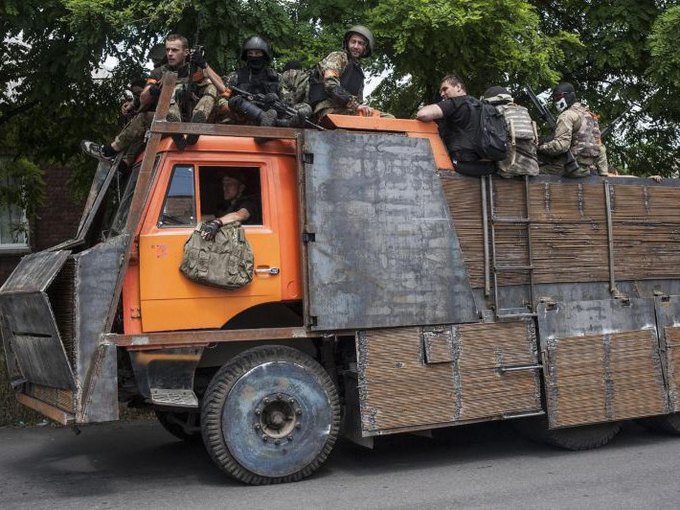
[538,82,609,177]
[308,26,376,121]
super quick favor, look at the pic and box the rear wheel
[638,413,680,435]
[516,417,621,450]
[201,345,340,485]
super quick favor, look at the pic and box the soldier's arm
[319,52,360,110]
[416,104,444,122]
[538,110,578,155]
[138,68,163,111]
[597,143,609,176]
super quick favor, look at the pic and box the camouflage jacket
[313,51,364,114]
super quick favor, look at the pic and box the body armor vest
[496,103,536,142]
[570,103,601,166]
[308,56,364,106]
[235,67,280,95]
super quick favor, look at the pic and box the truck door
[137,155,283,332]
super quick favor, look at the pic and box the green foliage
[1,0,678,199]
[649,5,680,90]
[529,0,679,175]
[367,0,578,113]
[0,158,46,223]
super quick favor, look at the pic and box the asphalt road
[1,419,679,510]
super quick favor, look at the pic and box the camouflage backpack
[180,221,254,289]
[495,103,540,178]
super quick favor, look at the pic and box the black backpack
[476,100,509,161]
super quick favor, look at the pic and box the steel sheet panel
[302,130,477,330]
[537,298,668,428]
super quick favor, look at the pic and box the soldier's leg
[192,83,217,123]
[185,83,217,146]
[112,111,154,152]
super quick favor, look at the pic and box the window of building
[0,174,29,253]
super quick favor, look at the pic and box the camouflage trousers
[539,153,591,178]
[113,111,155,163]
[168,81,217,122]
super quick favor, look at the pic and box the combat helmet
[552,82,576,112]
[240,35,273,61]
[343,25,374,58]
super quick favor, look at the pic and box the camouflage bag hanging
[180,221,254,289]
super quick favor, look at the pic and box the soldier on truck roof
[81,34,216,163]
[308,25,382,122]
[538,82,609,177]
[197,36,311,128]
[417,73,498,177]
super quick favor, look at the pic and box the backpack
[180,221,254,289]
[495,103,539,178]
[476,101,509,161]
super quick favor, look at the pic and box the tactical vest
[308,57,364,106]
[495,103,539,177]
[570,103,601,166]
[235,67,280,95]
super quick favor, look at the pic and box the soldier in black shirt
[416,73,496,176]
[200,174,261,241]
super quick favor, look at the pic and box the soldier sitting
[200,173,261,241]
[538,82,609,177]
[81,34,216,163]
[481,86,539,178]
[308,26,377,122]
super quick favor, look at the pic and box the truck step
[150,388,199,408]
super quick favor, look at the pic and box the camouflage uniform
[148,63,216,123]
[538,102,608,177]
[310,51,364,121]
[113,112,155,164]
[280,68,313,120]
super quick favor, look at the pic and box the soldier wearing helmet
[538,82,609,177]
[200,36,281,126]
[308,25,377,121]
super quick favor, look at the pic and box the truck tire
[201,345,341,485]
[155,410,201,442]
[638,413,680,435]
[516,417,621,450]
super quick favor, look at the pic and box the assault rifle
[600,104,637,140]
[229,85,325,131]
[524,85,580,176]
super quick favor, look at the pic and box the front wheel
[201,345,341,485]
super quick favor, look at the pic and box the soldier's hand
[191,50,207,69]
[199,219,222,241]
[357,105,374,117]
[121,101,135,116]
[263,93,279,107]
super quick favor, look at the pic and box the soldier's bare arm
[416,104,444,122]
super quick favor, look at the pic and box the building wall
[0,165,85,285]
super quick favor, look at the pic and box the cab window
[158,165,196,227]
[198,166,262,226]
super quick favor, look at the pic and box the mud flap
[0,251,75,391]
[537,298,669,429]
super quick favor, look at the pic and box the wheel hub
[255,393,301,441]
